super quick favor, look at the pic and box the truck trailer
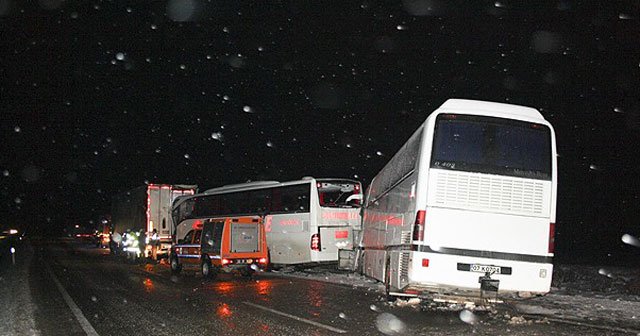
[110,184,197,259]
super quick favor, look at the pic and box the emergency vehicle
[170,216,268,279]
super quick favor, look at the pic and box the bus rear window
[431,114,552,180]
[318,181,361,207]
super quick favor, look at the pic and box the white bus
[171,177,362,265]
[357,99,557,302]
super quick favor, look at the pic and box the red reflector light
[412,210,426,241]
[422,258,430,267]
[310,233,321,251]
[335,230,349,239]
[548,222,556,254]
[258,258,268,264]
[222,258,231,265]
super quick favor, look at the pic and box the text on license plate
[470,264,501,274]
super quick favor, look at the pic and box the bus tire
[201,257,216,280]
[170,255,182,274]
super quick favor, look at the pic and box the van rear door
[230,223,260,253]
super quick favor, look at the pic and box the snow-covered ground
[271,263,640,331]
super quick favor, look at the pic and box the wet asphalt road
[7,238,632,335]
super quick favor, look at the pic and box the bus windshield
[317,181,361,207]
[431,114,552,180]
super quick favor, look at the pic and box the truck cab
[169,216,268,278]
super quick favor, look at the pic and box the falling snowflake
[211,132,224,142]
[184,154,190,159]
[116,52,125,61]
[621,234,640,247]
[266,141,274,148]
[243,105,253,113]
[375,313,406,335]
[459,309,478,324]
[376,151,383,156]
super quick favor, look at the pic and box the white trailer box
[111,184,197,258]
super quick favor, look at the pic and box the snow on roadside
[0,243,40,336]
[270,265,384,292]
[516,264,640,328]
[271,263,640,328]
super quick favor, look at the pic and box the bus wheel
[201,258,216,280]
[170,255,182,274]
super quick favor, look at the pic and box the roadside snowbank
[271,263,640,329]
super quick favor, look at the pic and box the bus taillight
[412,210,426,241]
[311,233,321,251]
[548,222,556,254]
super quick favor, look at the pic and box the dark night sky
[1,0,639,265]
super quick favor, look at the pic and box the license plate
[470,264,501,274]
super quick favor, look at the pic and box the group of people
[110,228,161,261]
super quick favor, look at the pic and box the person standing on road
[150,228,160,262]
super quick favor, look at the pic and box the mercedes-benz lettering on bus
[358,99,557,301]
[171,178,362,265]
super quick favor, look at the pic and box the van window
[193,230,202,244]
[211,222,224,254]
[181,230,194,244]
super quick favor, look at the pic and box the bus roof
[204,181,281,194]
[437,99,545,122]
